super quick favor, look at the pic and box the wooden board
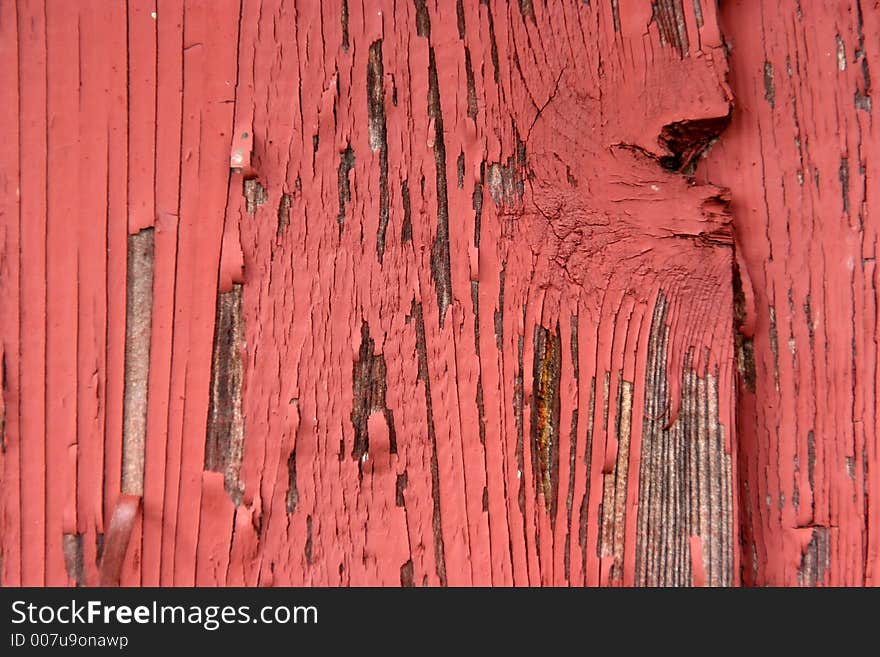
[11,0,854,587]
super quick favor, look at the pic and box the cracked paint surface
[0,0,743,586]
[698,0,880,586]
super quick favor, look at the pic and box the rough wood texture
[122,228,155,497]
[698,0,880,586]
[1,0,740,586]
[205,284,247,506]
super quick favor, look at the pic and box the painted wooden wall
[698,0,880,586]
[0,0,874,587]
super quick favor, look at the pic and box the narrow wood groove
[122,228,154,497]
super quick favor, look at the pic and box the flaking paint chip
[230,129,253,172]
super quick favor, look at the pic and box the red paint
[690,535,706,587]
[0,0,23,587]
[2,0,735,588]
[98,496,142,587]
[230,127,254,174]
[4,0,871,588]
[697,0,880,586]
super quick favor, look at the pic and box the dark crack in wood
[351,320,397,467]
[531,324,562,517]
[367,40,391,262]
[412,300,447,585]
[204,284,246,506]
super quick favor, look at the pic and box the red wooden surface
[698,0,880,586]
[0,0,875,587]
